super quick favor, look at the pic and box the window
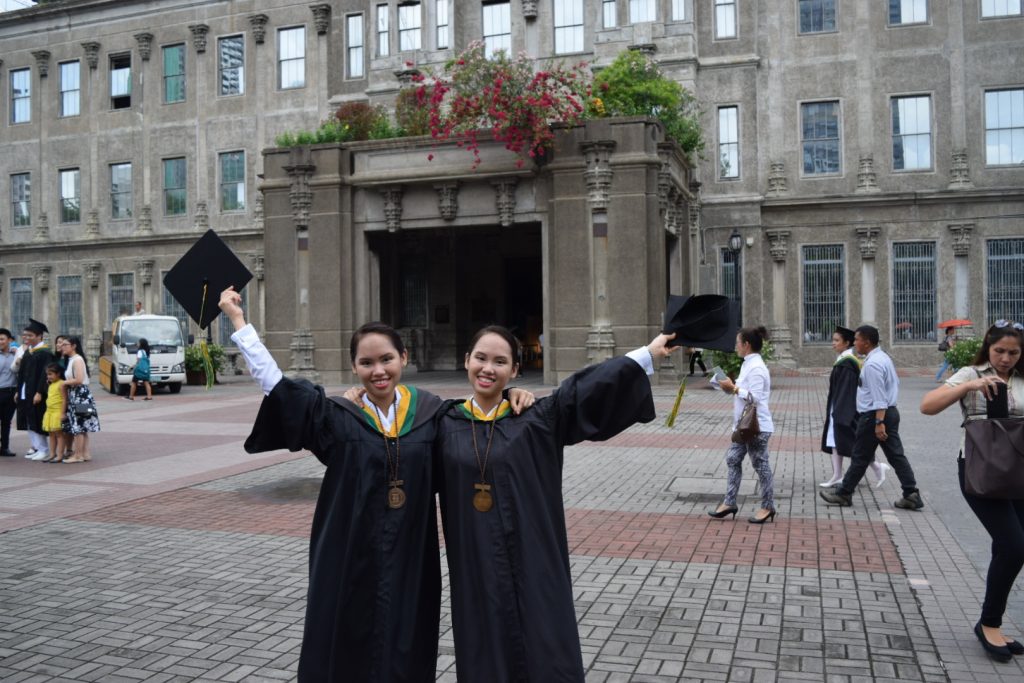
[715,0,737,38]
[721,248,742,325]
[672,0,686,20]
[347,15,366,77]
[10,278,32,332]
[400,263,427,327]
[162,44,185,103]
[718,106,739,179]
[110,53,131,109]
[987,239,1024,324]
[377,4,390,56]
[436,0,450,48]
[10,68,30,124]
[891,95,931,170]
[799,0,836,33]
[554,0,584,54]
[161,271,190,334]
[59,61,80,117]
[108,273,135,324]
[220,287,247,346]
[220,151,245,211]
[603,0,617,27]
[110,162,132,219]
[482,1,512,57]
[982,0,1021,18]
[985,89,1024,166]
[888,0,927,24]
[892,242,936,343]
[163,158,187,216]
[11,173,30,227]
[278,27,306,89]
[801,101,841,175]
[59,168,80,224]
[58,276,84,337]
[399,2,422,51]
[802,245,845,344]
[629,0,656,22]
[218,36,245,96]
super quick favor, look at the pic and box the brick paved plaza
[1,368,1023,682]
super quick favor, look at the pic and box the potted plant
[710,340,776,380]
[184,343,225,386]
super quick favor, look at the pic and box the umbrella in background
[895,321,913,330]
[937,319,972,328]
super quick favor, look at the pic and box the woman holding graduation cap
[434,318,681,682]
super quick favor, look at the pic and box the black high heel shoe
[707,505,738,519]
[975,622,1013,662]
[748,510,776,524]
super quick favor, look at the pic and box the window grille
[892,242,936,343]
[436,1,449,48]
[59,61,80,117]
[799,0,836,34]
[603,0,617,27]
[110,54,131,109]
[11,173,31,227]
[163,158,187,216]
[377,4,390,56]
[219,151,245,212]
[802,245,845,344]
[163,44,185,103]
[801,101,841,175]
[718,106,739,179]
[110,163,132,219]
[554,0,584,53]
[482,1,511,57]
[888,0,927,24]
[348,15,365,77]
[59,169,80,224]
[220,287,247,346]
[629,0,656,22]
[985,89,1024,166]
[10,278,33,332]
[400,262,428,328]
[58,276,84,337]
[11,68,30,123]
[278,27,306,89]
[715,0,737,38]
[721,248,742,326]
[162,271,191,337]
[219,36,244,96]
[982,0,1021,18]
[399,2,422,51]
[892,95,931,170]
[987,238,1024,325]
[109,273,135,324]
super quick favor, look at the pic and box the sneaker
[894,491,924,510]
[819,488,853,507]
[24,448,37,458]
[29,450,49,461]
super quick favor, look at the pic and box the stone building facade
[1,0,1022,378]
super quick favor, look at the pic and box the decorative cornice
[249,14,269,44]
[521,0,539,19]
[380,186,404,232]
[856,226,880,259]
[766,229,790,262]
[582,140,615,211]
[189,24,209,53]
[81,41,101,70]
[31,50,50,77]
[83,261,102,288]
[310,3,332,34]
[134,33,154,61]
[136,258,155,285]
[492,179,518,228]
[434,183,459,221]
[627,43,657,55]
[948,223,974,257]
[33,265,51,290]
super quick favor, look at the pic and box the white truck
[98,314,188,394]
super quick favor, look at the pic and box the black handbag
[68,394,96,419]
[731,394,760,443]
[963,417,1024,499]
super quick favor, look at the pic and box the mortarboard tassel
[198,282,215,390]
[665,377,686,428]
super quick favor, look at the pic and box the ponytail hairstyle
[737,325,769,353]
[466,325,521,369]
[349,322,406,362]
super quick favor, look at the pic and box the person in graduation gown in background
[436,324,679,682]
[219,288,534,683]
[15,319,55,460]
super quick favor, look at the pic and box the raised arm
[219,286,282,395]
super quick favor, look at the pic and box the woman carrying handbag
[920,320,1024,663]
[709,326,777,524]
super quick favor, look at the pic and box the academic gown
[820,354,860,456]
[16,345,54,432]
[244,378,444,683]
[437,355,655,683]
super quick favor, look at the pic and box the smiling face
[988,335,1022,378]
[465,332,518,407]
[353,333,407,408]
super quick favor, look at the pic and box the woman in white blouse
[711,326,776,524]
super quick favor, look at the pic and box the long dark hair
[973,324,1024,375]
[738,325,769,353]
[466,325,521,368]
[65,336,89,376]
[138,338,151,355]
[349,322,406,362]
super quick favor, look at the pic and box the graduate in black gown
[436,325,679,682]
[15,319,55,457]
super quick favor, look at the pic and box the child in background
[41,363,65,463]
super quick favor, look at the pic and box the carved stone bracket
[252,193,265,230]
[663,188,681,236]
[380,186,404,232]
[948,148,973,189]
[856,154,879,193]
[85,209,100,239]
[627,43,657,55]
[767,161,787,195]
[34,265,51,291]
[250,252,265,281]
[33,212,49,243]
[189,24,209,53]
[134,33,154,61]
[249,14,269,44]
[31,50,50,77]
[136,259,155,285]
[582,140,615,211]
[194,201,209,232]
[948,223,974,257]
[492,179,518,228]
[435,183,459,221]
[856,226,880,260]
[310,4,332,34]
[521,0,539,19]
[81,42,101,70]
[136,204,153,236]
[288,329,320,382]
[394,68,422,88]
[766,229,790,262]
[83,261,102,288]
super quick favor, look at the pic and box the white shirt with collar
[733,352,774,433]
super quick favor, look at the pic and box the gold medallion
[388,486,406,509]
[473,489,493,512]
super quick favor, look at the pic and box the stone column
[83,261,103,363]
[250,252,265,334]
[856,226,880,324]
[136,259,154,314]
[284,149,319,382]
[34,266,52,328]
[765,230,794,365]
[581,140,616,364]
[948,223,973,321]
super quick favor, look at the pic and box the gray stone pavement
[0,368,1022,682]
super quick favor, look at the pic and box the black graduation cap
[163,229,253,330]
[24,318,48,335]
[834,325,855,344]
[662,294,739,353]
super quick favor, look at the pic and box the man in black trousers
[0,328,17,457]
[820,325,924,510]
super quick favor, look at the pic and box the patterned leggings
[722,432,775,510]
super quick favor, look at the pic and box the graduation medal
[468,400,499,513]
[372,400,405,509]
